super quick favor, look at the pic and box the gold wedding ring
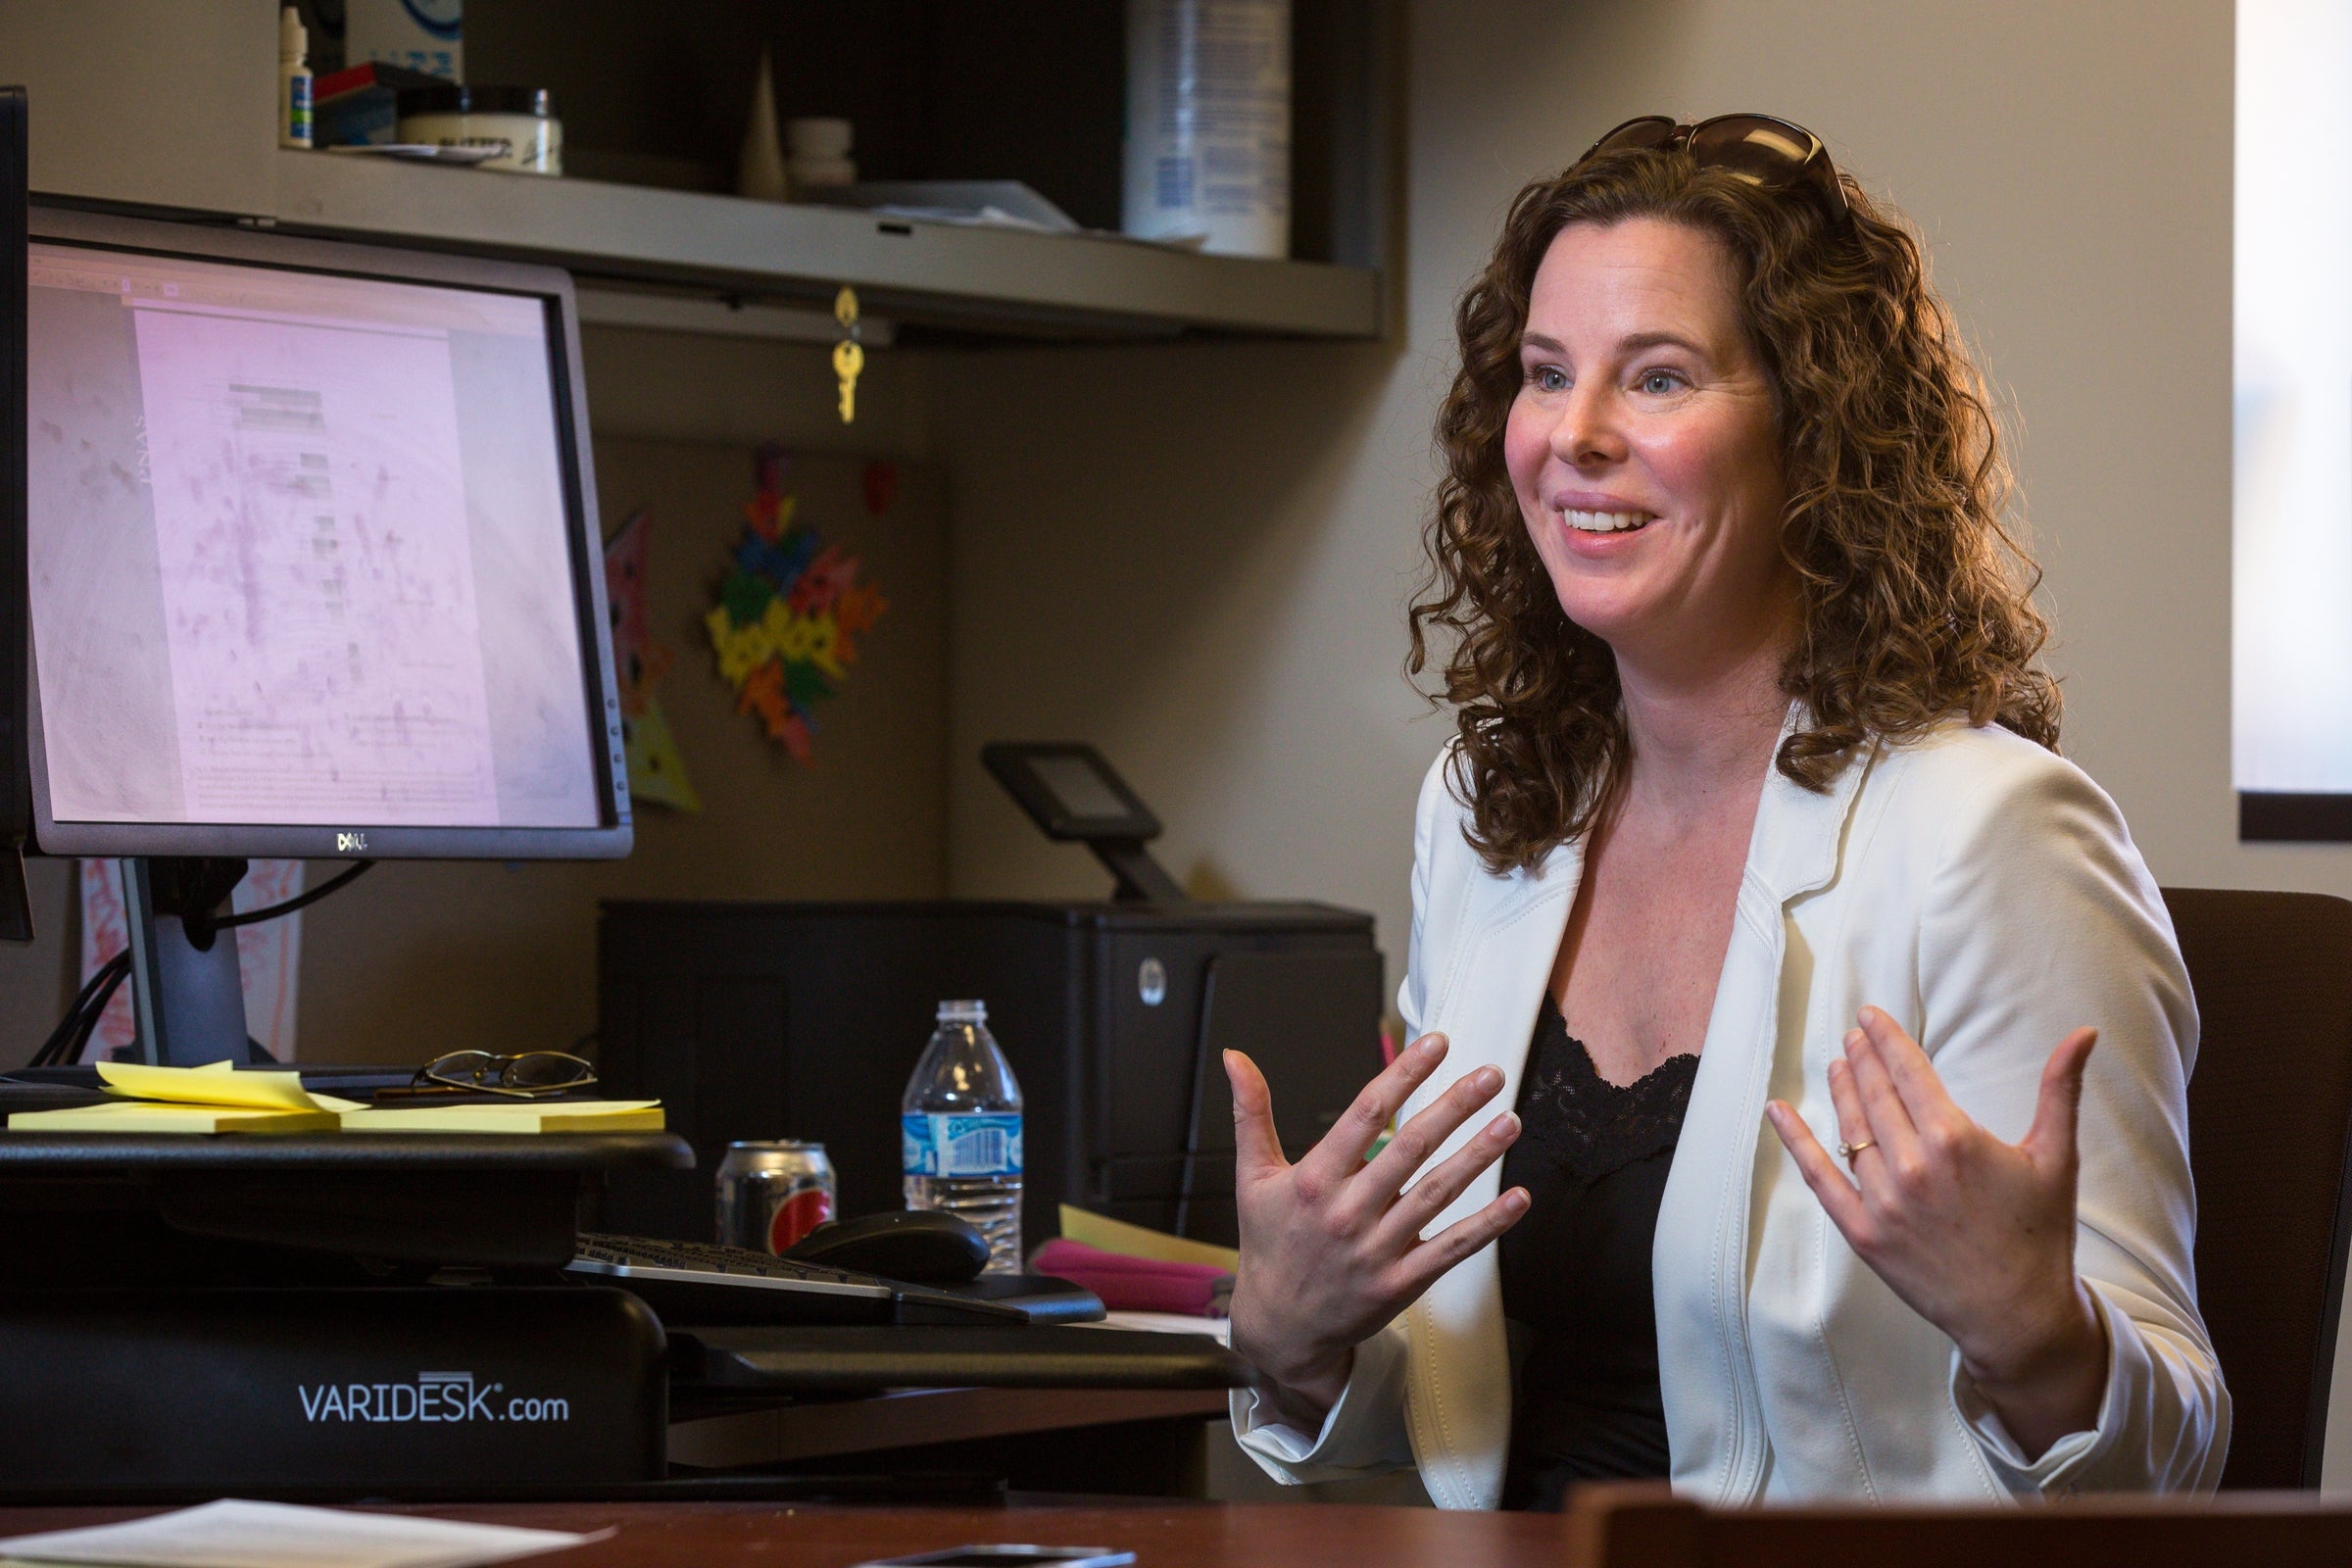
[1837,1138,1876,1163]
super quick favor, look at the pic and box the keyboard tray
[673,1324,1250,1393]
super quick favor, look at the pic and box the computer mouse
[783,1209,993,1284]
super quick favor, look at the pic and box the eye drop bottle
[279,7,314,150]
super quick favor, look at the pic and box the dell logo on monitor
[336,831,368,854]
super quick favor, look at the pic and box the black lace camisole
[1495,997,1698,1511]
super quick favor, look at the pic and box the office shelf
[270,152,1383,342]
[12,2,1392,344]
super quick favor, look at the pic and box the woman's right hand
[1224,1033,1530,1431]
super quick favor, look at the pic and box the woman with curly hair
[1219,117,2227,1508]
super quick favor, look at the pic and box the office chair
[2163,887,2352,1489]
[1561,1481,2352,1567]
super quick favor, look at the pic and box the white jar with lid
[785,117,857,190]
[397,85,562,175]
[1122,0,1291,257]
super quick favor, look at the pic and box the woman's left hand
[1765,1005,2109,1459]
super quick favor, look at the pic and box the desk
[0,1502,1566,1568]
[672,1388,1237,1498]
[672,1388,1232,1469]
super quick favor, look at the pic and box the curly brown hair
[1407,145,2061,873]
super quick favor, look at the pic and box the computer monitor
[19,207,630,1064]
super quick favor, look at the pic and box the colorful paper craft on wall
[704,445,889,763]
[604,507,702,811]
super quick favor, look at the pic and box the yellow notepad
[336,1100,665,1134]
[5,1061,662,1136]
[7,1060,362,1134]
[1057,1204,1241,1273]
[7,1100,342,1134]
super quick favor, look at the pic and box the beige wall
[943,0,2277,1004]
[7,2,2272,1074]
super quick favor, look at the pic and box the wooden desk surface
[0,1501,1565,1567]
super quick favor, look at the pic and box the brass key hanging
[831,286,862,423]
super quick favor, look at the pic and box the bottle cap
[279,6,306,58]
[937,1000,987,1023]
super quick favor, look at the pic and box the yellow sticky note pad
[337,1101,663,1135]
[1057,1204,1241,1273]
[96,1060,332,1113]
[7,1061,642,1136]
[9,1102,341,1134]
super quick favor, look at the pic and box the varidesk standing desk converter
[0,1130,690,1496]
[0,1130,1244,1501]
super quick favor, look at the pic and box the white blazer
[1234,716,2229,1504]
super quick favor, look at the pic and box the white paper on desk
[1089,1311,1233,1345]
[0,1497,607,1568]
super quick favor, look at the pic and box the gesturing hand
[1225,1034,1530,1431]
[1765,1006,2109,1458]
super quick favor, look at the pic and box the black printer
[597,745,1387,1249]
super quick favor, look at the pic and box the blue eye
[1531,366,1568,392]
[1639,369,1683,395]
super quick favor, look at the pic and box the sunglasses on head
[1576,114,1850,223]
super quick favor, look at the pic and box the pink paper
[77,858,306,1061]
[1030,1238,1233,1317]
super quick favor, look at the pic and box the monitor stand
[122,857,255,1067]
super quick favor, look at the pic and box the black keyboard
[567,1233,1027,1327]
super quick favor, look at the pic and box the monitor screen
[22,222,627,857]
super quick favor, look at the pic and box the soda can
[716,1141,837,1253]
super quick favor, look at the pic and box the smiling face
[1504,217,1795,684]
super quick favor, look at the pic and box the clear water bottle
[901,999,1023,1273]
